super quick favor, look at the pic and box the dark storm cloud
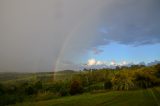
[0,0,160,71]
[98,0,160,46]
[0,0,102,71]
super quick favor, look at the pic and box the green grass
[11,87,160,106]
[0,71,75,83]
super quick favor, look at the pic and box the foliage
[69,80,83,95]
[155,64,160,78]
[111,70,135,90]
[0,83,5,95]
[0,94,24,106]
[104,79,112,89]
[134,67,160,88]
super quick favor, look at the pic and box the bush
[134,70,160,88]
[0,94,24,106]
[34,81,42,90]
[24,81,43,95]
[0,83,5,95]
[45,82,62,93]
[104,80,112,89]
[59,87,69,96]
[69,80,83,95]
[25,86,36,95]
[43,81,70,96]
[111,70,135,90]
[4,84,18,94]
[89,83,104,91]
[155,64,160,78]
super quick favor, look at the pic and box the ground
[12,87,160,106]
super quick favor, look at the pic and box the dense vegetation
[0,64,160,106]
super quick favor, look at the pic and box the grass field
[0,71,75,84]
[11,87,160,106]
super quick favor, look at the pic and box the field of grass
[0,71,75,84]
[11,87,160,106]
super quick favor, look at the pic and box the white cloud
[110,60,116,66]
[87,59,130,67]
[96,61,103,65]
[87,59,97,66]
[87,59,105,66]
[84,60,160,69]
[122,61,127,65]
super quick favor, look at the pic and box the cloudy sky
[0,0,160,72]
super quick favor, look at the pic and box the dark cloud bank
[0,0,160,72]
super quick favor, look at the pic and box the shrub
[0,94,24,106]
[69,80,83,95]
[111,70,135,90]
[4,84,18,94]
[134,70,160,88]
[0,83,5,95]
[45,82,62,93]
[34,81,42,90]
[23,81,43,95]
[104,79,112,89]
[43,81,70,96]
[89,83,104,91]
[155,64,160,78]
[25,86,36,95]
[59,87,69,96]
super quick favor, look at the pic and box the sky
[0,0,160,72]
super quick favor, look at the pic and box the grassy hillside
[1,65,160,106]
[12,87,160,106]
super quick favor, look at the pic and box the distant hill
[56,70,76,74]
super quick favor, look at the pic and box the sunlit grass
[12,87,160,106]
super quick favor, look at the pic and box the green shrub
[34,81,42,90]
[0,83,5,95]
[44,83,61,93]
[43,81,70,96]
[104,80,112,89]
[69,80,83,95]
[134,70,160,88]
[89,83,104,91]
[111,70,135,90]
[155,64,160,78]
[59,87,69,96]
[0,94,24,106]
[25,86,36,95]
